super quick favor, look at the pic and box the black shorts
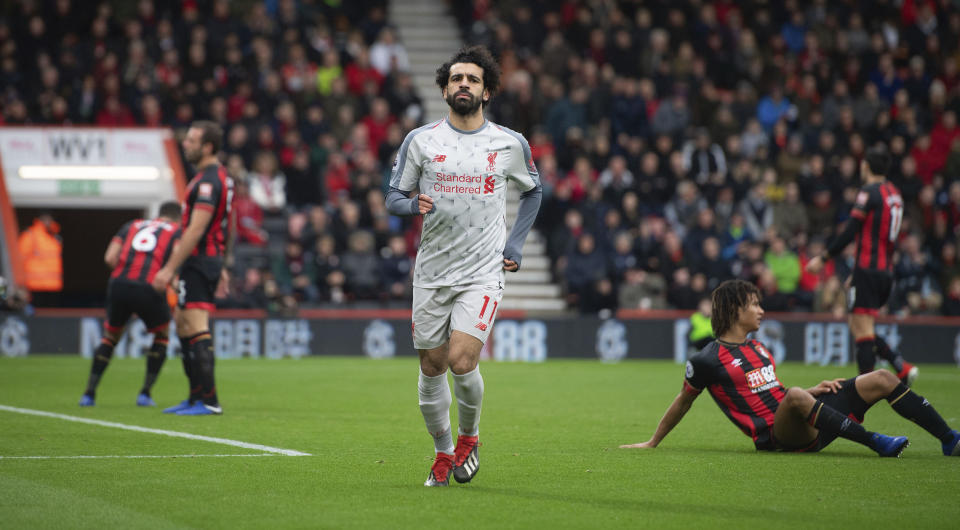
[178,256,223,311]
[848,268,893,315]
[106,278,171,332]
[775,378,870,453]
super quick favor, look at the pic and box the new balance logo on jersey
[432,154,447,162]
[475,322,488,332]
[483,175,495,194]
[731,358,743,368]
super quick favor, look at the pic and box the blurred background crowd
[2,0,960,317]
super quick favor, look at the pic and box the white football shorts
[412,283,503,350]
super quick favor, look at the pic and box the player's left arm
[620,388,699,449]
[807,190,870,273]
[218,202,237,298]
[503,134,542,272]
[104,239,123,269]
[622,358,707,449]
[104,222,130,269]
[823,217,864,259]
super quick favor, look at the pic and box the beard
[184,148,202,165]
[446,90,483,116]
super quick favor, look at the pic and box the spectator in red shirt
[233,178,267,246]
[154,48,182,89]
[95,96,136,126]
[361,97,395,154]
[798,237,834,291]
[930,111,960,167]
[909,134,941,184]
[139,94,163,126]
[345,47,383,96]
[324,152,352,206]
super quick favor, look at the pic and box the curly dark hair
[711,279,761,338]
[435,45,501,106]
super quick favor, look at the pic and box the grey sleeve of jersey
[385,187,420,216]
[503,183,542,268]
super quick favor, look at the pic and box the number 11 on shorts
[479,295,497,324]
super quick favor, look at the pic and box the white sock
[418,369,454,454]
[453,366,484,437]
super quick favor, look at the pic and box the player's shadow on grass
[462,484,806,522]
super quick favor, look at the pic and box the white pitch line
[1,454,278,460]
[0,405,311,457]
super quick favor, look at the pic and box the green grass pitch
[1,355,958,529]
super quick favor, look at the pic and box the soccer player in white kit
[385,45,542,487]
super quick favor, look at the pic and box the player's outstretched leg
[452,367,483,483]
[869,372,959,455]
[80,333,119,406]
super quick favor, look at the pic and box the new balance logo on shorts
[475,322,487,332]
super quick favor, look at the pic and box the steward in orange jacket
[18,215,63,292]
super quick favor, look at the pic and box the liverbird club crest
[486,151,498,172]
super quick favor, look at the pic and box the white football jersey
[391,118,540,288]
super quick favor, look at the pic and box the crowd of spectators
[1,0,421,312]
[454,0,960,317]
[2,0,960,317]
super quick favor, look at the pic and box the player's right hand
[417,194,435,215]
[810,379,843,396]
[215,269,230,298]
[152,268,173,293]
[619,440,657,449]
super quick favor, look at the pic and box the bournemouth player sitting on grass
[620,279,960,457]
[79,201,182,407]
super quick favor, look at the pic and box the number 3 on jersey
[177,279,186,307]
